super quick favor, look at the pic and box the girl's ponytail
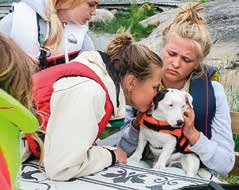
[43,0,63,53]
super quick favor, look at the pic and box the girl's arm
[189,81,235,175]
[118,106,140,156]
[44,77,117,180]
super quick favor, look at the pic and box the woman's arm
[44,77,116,180]
[118,106,140,156]
[189,81,235,175]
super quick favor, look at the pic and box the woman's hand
[132,112,144,130]
[114,147,127,164]
[183,105,200,145]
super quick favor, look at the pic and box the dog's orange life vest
[140,113,191,153]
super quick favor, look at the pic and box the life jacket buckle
[39,46,51,57]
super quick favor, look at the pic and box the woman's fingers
[183,106,195,134]
[184,105,195,122]
[114,147,127,164]
[183,106,200,145]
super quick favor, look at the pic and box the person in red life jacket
[0,0,98,69]
[30,32,163,180]
[0,33,39,190]
[119,3,235,179]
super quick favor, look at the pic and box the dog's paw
[186,171,197,177]
[185,166,199,177]
[153,163,166,170]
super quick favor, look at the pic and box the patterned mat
[20,161,210,190]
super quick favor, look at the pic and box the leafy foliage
[220,175,239,184]
[234,95,239,151]
[89,3,157,41]
[233,135,239,152]
[199,0,209,3]
[100,127,120,140]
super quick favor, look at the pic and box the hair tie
[51,10,57,15]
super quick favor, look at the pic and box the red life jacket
[26,61,113,157]
[140,113,191,153]
[38,50,80,69]
[0,150,11,190]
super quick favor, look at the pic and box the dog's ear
[184,92,193,108]
[153,89,168,110]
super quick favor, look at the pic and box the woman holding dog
[31,32,163,180]
[0,0,98,69]
[119,3,235,177]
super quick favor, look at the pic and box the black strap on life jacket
[98,51,120,107]
[36,14,80,70]
[175,134,190,154]
[142,119,174,132]
[36,13,49,70]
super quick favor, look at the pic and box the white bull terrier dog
[130,88,200,177]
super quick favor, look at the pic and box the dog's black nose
[176,120,184,126]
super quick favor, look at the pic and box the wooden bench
[229,111,239,176]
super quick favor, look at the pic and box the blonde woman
[0,34,36,110]
[0,33,39,190]
[0,33,43,160]
[119,3,235,178]
[0,0,98,69]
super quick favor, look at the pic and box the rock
[140,8,180,56]
[141,0,239,64]
[224,53,239,69]
[140,8,178,27]
[204,0,239,44]
[88,30,114,51]
[90,9,114,23]
[203,0,239,67]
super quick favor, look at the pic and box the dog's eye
[168,104,173,107]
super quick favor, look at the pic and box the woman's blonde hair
[162,3,211,72]
[0,33,44,163]
[106,32,163,82]
[44,0,84,52]
[0,34,36,109]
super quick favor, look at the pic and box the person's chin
[138,107,149,113]
[83,18,91,24]
[165,72,179,81]
[75,20,87,25]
